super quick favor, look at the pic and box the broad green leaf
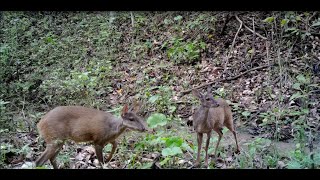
[168,105,176,113]
[263,17,275,23]
[289,92,307,101]
[314,153,320,165]
[309,84,320,88]
[287,161,302,169]
[35,166,47,169]
[162,147,183,157]
[159,157,170,166]
[281,19,289,27]
[146,113,167,128]
[164,19,171,24]
[148,95,159,103]
[161,148,172,156]
[141,162,153,169]
[174,15,183,21]
[165,137,183,148]
[296,16,301,21]
[171,146,183,155]
[181,142,193,152]
[292,83,301,90]
[312,21,320,27]
[301,109,309,114]
[296,74,307,84]
[199,41,206,49]
[289,111,303,116]
[241,111,251,117]
[222,128,229,134]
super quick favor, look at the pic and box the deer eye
[206,97,210,101]
[129,117,134,121]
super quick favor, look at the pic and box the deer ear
[192,89,203,100]
[121,104,129,116]
[129,100,141,113]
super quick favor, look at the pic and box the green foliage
[287,143,320,169]
[0,143,31,168]
[165,37,206,64]
[145,86,177,115]
[263,17,275,23]
[1,11,319,169]
[214,87,226,98]
[235,137,275,168]
[147,113,168,128]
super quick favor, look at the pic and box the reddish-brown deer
[35,102,148,169]
[192,87,240,168]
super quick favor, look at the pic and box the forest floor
[1,11,320,169]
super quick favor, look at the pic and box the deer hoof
[194,162,200,168]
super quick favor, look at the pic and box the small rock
[93,159,100,166]
[141,158,153,163]
[21,162,34,169]
[277,161,286,169]
[177,159,186,165]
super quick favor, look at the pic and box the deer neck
[108,118,127,138]
[117,119,127,134]
[201,105,210,122]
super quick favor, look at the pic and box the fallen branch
[230,16,243,52]
[179,63,275,96]
[130,12,135,28]
[223,14,243,76]
[235,15,267,40]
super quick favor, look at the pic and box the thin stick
[235,15,267,40]
[130,12,135,28]
[230,16,243,52]
[223,14,243,76]
[180,63,274,96]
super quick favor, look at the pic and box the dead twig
[179,63,275,96]
[130,12,134,28]
[230,17,243,52]
[223,14,243,76]
[235,15,267,40]
[250,17,256,63]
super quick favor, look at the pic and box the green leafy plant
[287,143,320,169]
[145,86,177,115]
[147,113,168,128]
[165,37,206,64]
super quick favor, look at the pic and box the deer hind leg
[105,141,117,163]
[214,128,223,157]
[225,122,240,154]
[49,142,63,169]
[204,131,212,168]
[94,144,104,168]
[36,140,64,169]
[194,133,203,168]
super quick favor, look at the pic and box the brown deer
[192,87,240,168]
[35,102,148,169]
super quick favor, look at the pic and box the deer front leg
[204,132,211,168]
[105,141,117,162]
[94,144,104,168]
[214,128,223,157]
[194,133,203,168]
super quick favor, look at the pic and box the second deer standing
[192,87,240,167]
